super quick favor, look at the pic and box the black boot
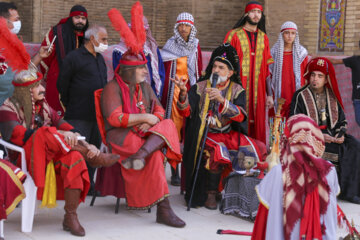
[170,166,181,186]
[121,134,165,170]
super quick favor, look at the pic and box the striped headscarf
[161,12,200,86]
[270,21,307,112]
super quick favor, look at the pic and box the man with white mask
[0,2,51,106]
[57,24,109,193]
[174,44,267,210]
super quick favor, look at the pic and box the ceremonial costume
[103,4,185,228]
[178,44,266,208]
[0,159,26,221]
[39,5,89,116]
[224,2,273,143]
[252,114,338,240]
[161,12,203,138]
[290,57,360,204]
[112,16,165,98]
[0,25,118,235]
[269,21,308,118]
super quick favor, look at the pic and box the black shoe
[349,196,360,204]
[171,175,181,186]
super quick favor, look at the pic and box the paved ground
[3,166,360,240]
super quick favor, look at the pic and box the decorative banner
[318,0,346,52]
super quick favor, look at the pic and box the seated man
[174,44,266,210]
[100,49,185,228]
[290,57,360,204]
[0,65,119,237]
[252,114,339,240]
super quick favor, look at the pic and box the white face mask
[210,73,228,85]
[10,20,21,34]
[94,42,108,53]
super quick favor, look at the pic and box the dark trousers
[66,119,101,190]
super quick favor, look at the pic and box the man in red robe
[224,1,273,144]
[39,5,89,116]
[161,12,203,185]
[0,65,119,236]
[269,21,308,118]
[100,48,186,227]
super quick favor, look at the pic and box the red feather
[131,1,146,54]
[108,8,139,54]
[0,18,30,72]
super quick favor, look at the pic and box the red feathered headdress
[108,2,147,66]
[0,17,31,73]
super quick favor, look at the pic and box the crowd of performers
[1,0,360,239]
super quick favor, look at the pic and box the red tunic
[101,80,182,209]
[269,52,308,118]
[0,99,90,202]
[224,28,273,144]
[0,159,26,220]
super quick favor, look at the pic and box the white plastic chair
[0,138,38,233]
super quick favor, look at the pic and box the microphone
[209,73,219,112]
[211,73,219,88]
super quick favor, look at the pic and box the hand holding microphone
[206,73,225,105]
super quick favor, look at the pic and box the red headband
[281,28,297,32]
[119,52,148,66]
[69,11,88,18]
[176,20,194,25]
[245,4,263,13]
[12,72,43,87]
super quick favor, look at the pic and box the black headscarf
[53,5,89,67]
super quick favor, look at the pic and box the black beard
[246,16,259,26]
[73,23,85,31]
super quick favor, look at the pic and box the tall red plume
[108,8,139,53]
[108,1,145,55]
[131,1,146,53]
[0,18,30,72]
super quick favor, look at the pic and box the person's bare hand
[86,144,100,158]
[171,76,188,96]
[146,114,160,126]
[206,87,225,104]
[334,134,345,144]
[62,131,78,148]
[38,46,52,59]
[266,96,274,109]
[323,134,334,143]
[138,123,151,132]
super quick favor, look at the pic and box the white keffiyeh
[270,21,308,111]
[161,12,200,86]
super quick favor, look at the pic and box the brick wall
[9,0,263,51]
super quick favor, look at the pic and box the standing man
[290,57,360,204]
[161,12,203,186]
[112,16,165,99]
[269,21,308,118]
[40,5,89,117]
[328,52,360,127]
[57,24,108,195]
[224,1,273,144]
[0,2,51,106]
[174,44,266,209]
